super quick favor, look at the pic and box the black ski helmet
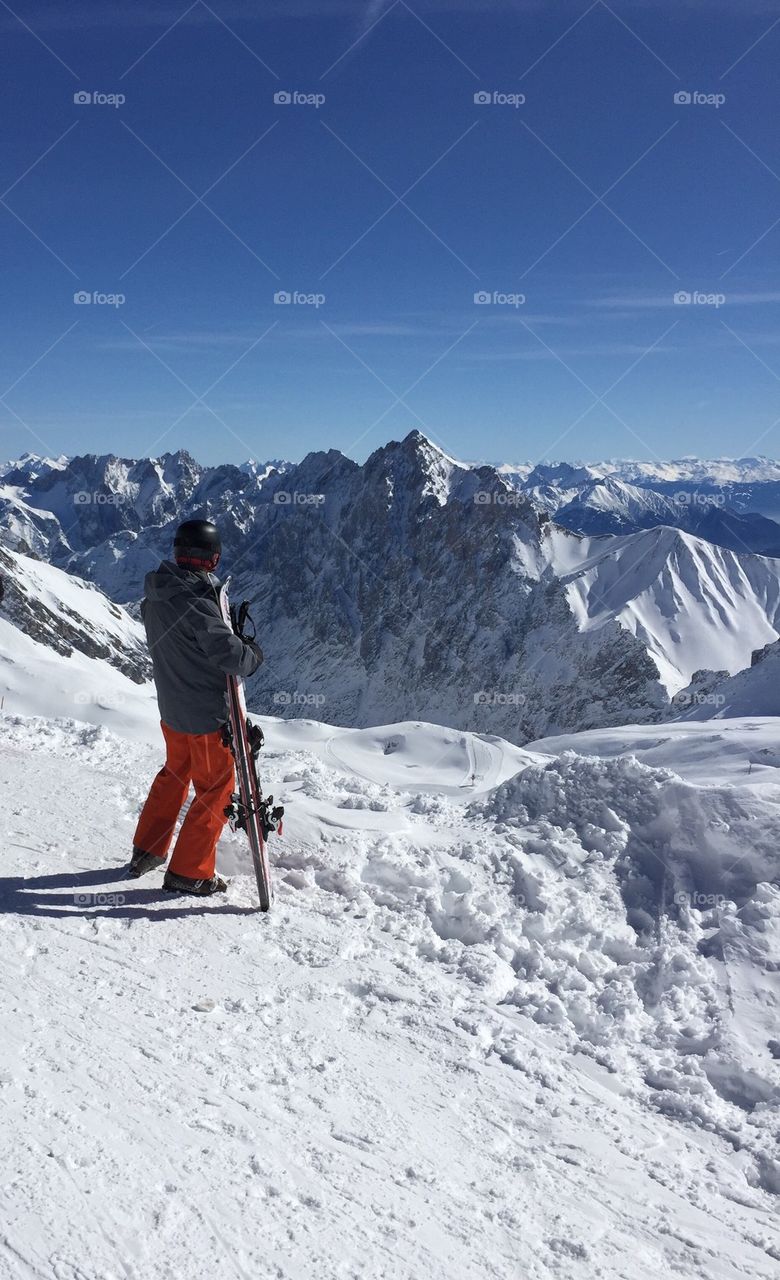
[173,518,222,571]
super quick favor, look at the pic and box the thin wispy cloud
[326,321,443,337]
[587,291,780,311]
[97,321,449,350]
[464,342,677,362]
[97,329,271,352]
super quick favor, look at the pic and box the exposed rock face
[221,433,667,741]
[670,669,730,715]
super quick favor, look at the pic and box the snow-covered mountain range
[1,451,778,1274]
[552,477,780,556]
[3,435,780,742]
[496,455,780,487]
[501,458,780,530]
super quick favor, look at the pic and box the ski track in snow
[0,715,779,1280]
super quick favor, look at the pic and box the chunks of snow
[2,705,778,1277]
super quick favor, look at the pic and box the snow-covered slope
[0,615,156,733]
[548,524,780,692]
[674,639,780,722]
[0,484,70,559]
[527,713,780,793]
[1,701,778,1278]
[0,545,153,728]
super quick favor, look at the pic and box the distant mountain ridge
[9,449,780,492]
[499,455,780,486]
[2,434,780,742]
[552,477,780,557]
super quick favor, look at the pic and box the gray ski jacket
[141,560,261,734]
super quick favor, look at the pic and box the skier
[128,518,263,896]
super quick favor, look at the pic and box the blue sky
[1,0,780,469]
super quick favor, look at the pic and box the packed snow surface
[528,715,780,787]
[0,615,156,733]
[1,698,778,1279]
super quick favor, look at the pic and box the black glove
[245,639,263,667]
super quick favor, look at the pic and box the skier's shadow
[0,866,258,921]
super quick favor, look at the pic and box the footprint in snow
[331,1130,374,1151]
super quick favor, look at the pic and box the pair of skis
[218,582,283,912]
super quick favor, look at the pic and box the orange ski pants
[133,722,235,880]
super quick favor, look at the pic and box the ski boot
[163,870,228,896]
[128,847,166,879]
